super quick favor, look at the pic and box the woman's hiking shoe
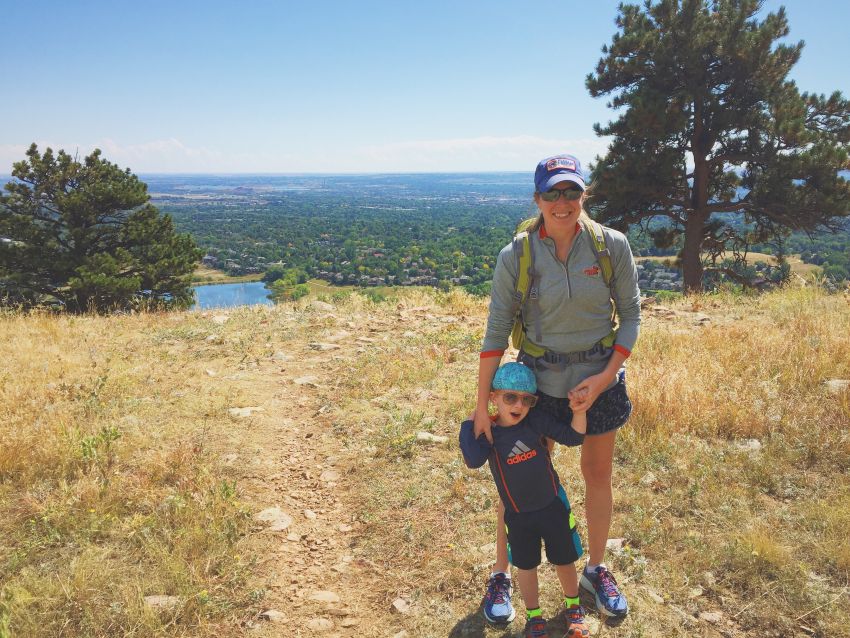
[523,615,549,638]
[564,605,590,637]
[482,573,515,623]
[580,565,628,617]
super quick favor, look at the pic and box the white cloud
[0,139,235,174]
[1,135,612,174]
[352,135,611,173]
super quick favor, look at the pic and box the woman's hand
[568,370,616,413]
[473,408,494,443]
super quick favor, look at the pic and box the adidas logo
[507,440,537,465]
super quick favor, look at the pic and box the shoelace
[596,567,620,598]
[565,606,585,624]
[527,617,547,637]
[486,576,509,604]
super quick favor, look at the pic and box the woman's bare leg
[580,430,616,566]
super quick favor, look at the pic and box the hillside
[2,286,849,638]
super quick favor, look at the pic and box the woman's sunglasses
[539,188,583,202]
[499,392,538,408]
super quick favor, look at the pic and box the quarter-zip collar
[538,221,582,242]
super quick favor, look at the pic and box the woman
[474,154,640,623]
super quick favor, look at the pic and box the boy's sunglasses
[500,392,538,408]
[539,188,582,202]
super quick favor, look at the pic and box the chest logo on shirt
[583,265,600,277]
[507,440,537,465]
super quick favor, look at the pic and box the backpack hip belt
[518,340,612,373]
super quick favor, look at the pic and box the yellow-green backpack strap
[581,218,618,348]
[581,218,614,287]
[509,231,532,350]
[513,231,531,306]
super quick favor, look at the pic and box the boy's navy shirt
[459,410,584,514]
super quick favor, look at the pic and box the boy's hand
[568,374,611,414]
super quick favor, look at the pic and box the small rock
[392,598,411,614]
[222,453,238,465]
[338,523,353,532]
[702,571,717,587]
[306,618,334,631]
[304,509,318,520]
[699,611,723,624]
[689,586,704,598]
[639,471,657,486]
[310,301,335,312]
[255,507,293,532]
[309,591,340,603]
[287,533,300,541]
[647,589,665,604]
[259,609,287,623]
[205,369,217,377]
[324,331,351,342]
[340,618,359,627]
[736,438,762,452]
[479,542,497,555]
[606,538,626,554]
[144,595,180,609]
[320,470,340,482]
[392,631,410,638]
[272,351,292,362]
[205,334,222,343]
[416,432,448,444]
[825,379,850,395]
[229,406,263,418]
[294,375,320,386]
[309,342,341,351]
[211,314,230,324]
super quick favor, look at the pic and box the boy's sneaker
[564,605,590,637]
[523,615,549,638]
[580,565,628,617]
[482,573,515,623]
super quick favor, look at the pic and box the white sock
[585,563,601,574]
[491,570,511,581]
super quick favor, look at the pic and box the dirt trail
[207,309,406,638]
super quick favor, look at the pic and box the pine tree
[0,144,202,311]
[586,0,850,292]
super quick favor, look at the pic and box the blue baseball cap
[534,154,586,193]
[492,362,537,395]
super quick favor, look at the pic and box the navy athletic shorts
[505,493,582,570]
[533,368,632,436]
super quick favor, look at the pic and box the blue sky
[1,0,848,173]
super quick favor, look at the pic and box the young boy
[459,362,590,638]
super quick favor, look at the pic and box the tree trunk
[684,138,711,293]
[681,213,705,293]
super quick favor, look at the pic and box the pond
[192,281,273,310]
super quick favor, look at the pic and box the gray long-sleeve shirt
[482,221,641,397]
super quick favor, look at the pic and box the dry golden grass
[2,285,849,637]
[0,310,258,637]
[635,252,822,277]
